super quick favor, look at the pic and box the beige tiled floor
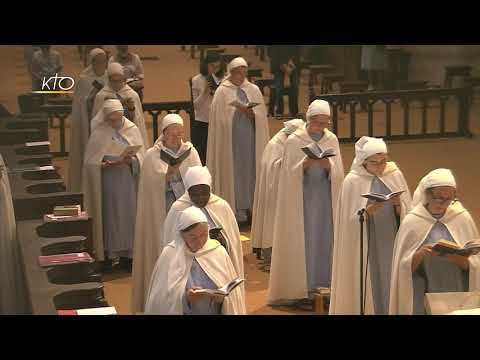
[1,45,479,315]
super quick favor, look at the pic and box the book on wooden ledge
[58,307,117,315]
[8,165,55,173]
[44,211,89,223]
[446,308,480,315]
[194,278,244,297]
[301,143,336,160]
[25,141,50,147]
[432,239,480,256]
[53,205,81,217]
[361,190,405,202]
[160,146,192,167]
[39,252,94,267]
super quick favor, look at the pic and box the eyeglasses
[365,160,387,167]
[430,197,455,205]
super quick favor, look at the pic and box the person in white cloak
[68,48,108,192]
[0,155,29,314]
[329,136,412,315]
[206,57,269,223]
[131,114,201,313]
[250,118,305,265]
[82,99,145,266]
[268,100,345,309]
[389,169,480,315]
[145,206,246,315]
[108,45,145,102]
[162,166,245,285]
[92,62,150,147]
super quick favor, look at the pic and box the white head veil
[306,99,331,120]
[184,166,212,191]
[350,136,388,171]
[88,48,106,65]
[411,168,457,208]
[161,113,184,133]
[90,99,124,132]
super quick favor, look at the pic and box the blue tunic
[303,133,334,295]
[412,216,469,315]
[232,88,256,219]
[182,258,223,315]
[101,129,139,259]
[366,177,399,315]
[165,173,184,214]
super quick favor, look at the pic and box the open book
[361,190,405,202]
[301,143,336,160]
[160,146,192,167]
[229,100,260,109]
[194,278,245,297]
[105,141,142,158]
[432,239,480,256]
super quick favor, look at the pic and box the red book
[38,252,94,267]
[57,307,117,315]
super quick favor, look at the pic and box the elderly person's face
[307,114,330,134]
[364,153,388,176]
[426,186,456,216]
[188,184,211,208]
[230,66,247,85]
[92,54,107,75]
[109,73,125,92]
[106,111,123,130]
[182,223,209,253]
[208,61,221,76]
[163,123,184,150]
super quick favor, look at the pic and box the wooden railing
[313,87,473,143]
[143,101,194,143]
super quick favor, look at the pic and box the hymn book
[105,141,142,158]
[301,143,336,160]
[432,239,480,256]
[160,146,192,167]
[361,190,405,202]
[194,278,245,297]
[53,205,81,217]
[8,165,55,173]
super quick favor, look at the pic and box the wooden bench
[445,65,472,88]
[309,64,336,86]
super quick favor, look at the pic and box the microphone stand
[357,208,366,315]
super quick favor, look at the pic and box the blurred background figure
[109,45,145,102]
[30,45,64,91]
[361,45,386,91]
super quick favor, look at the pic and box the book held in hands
[194,278,245,297]
[301,143,336,160]
[160,146,192,167]
[38,252,94,267]
[229,99,260,109]
[361,190,405,202]
[432,239,480,256]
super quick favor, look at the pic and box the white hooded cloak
[82,115,145,261]
[268,124,345,303]
[389,169,480,315]
[329,136,412,315]
[130,116,201,314]
[145,206,246,315]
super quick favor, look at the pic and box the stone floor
[1,45,479,315]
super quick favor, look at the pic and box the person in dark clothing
[268,45,300,118]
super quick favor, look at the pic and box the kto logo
[32,73,75,94]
